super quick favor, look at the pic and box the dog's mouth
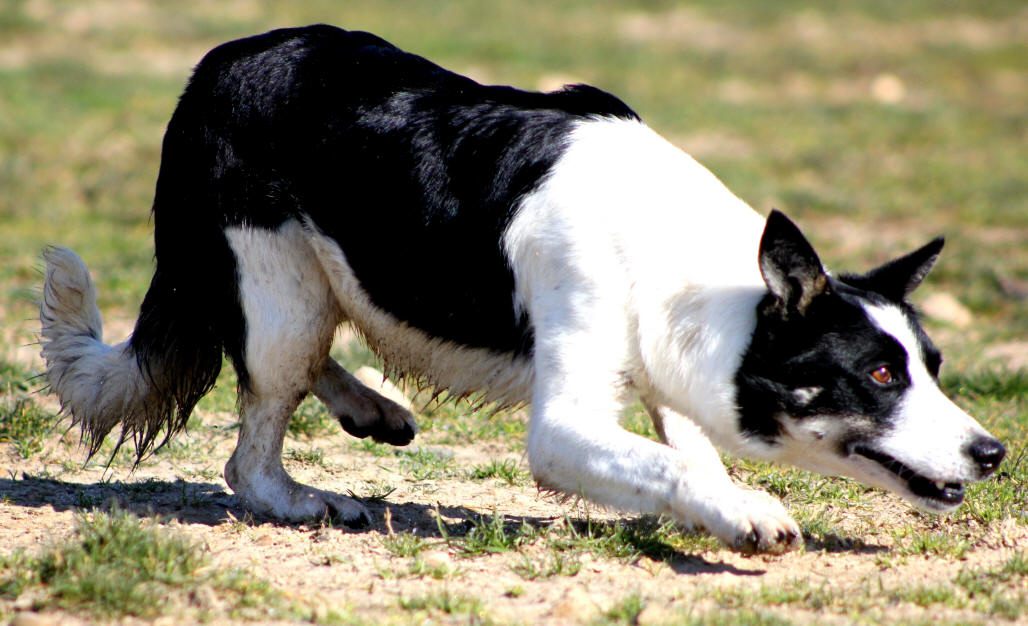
[851,444,965,509]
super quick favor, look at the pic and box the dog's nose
[966,437,1006,477]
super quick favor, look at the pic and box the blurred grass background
[1,0,1025,368]
[1,6,1027,621]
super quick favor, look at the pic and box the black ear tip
[762,209,805,244]
[930,236,945,253]
[764,209,795,232]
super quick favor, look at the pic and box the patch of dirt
[2,394,1026,625]
[2,298,1026,623]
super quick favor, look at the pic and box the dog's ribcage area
[304,224,535,406]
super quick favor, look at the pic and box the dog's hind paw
[314,359,418,446]
[225,457,373,528]
[685,487,802,555]
[320,491,373,528]
[336,399,416,446]
[254,484,371,528]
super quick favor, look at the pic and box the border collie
[40,25,1004,554]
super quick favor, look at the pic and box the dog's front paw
[681,487,801,555]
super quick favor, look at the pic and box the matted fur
[39,247,171,458]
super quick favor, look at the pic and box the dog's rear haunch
[40,25,1004,554]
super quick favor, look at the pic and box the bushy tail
[39,246,222,461]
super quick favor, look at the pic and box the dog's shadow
[0,473,882,577]
[0,472,519,533]
[803,532,887,555]
[0,472,246,527]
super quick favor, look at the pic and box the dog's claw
[688,486,802,555]
[330,503,371,529]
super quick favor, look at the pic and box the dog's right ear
[759,210,828,317]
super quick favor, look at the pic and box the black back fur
[127,25,639,451]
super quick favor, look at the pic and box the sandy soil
[2,395,1026,626]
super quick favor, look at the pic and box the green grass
[0,506,325,622]
[441,511,538,557]
[468,459,528,485]
[418,398,528,447]
[694,556,1028,620]
[2,2,1027,624]
[954,551,1028,619]
[891,528,971,560]
[546,515,721,563]
[597,592,646,625]
[405,556,455,580]
[284,446,328,468]
[395,447,458,481]
[0,360,53,458]
[381,530,430,559]
[946,370,1028,525]
[288,396,339,439]
[512,551,583,580]
[397,589,485,620]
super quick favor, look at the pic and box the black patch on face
[735,279,918,444]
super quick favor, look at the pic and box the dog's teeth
[935,481,946,490]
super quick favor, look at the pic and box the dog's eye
[870,366,893,385]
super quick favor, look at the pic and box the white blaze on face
[863,302,992,482]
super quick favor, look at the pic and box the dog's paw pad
[335,395,417,447]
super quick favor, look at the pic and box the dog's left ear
[842,237,945,302]
[759,210,829,316]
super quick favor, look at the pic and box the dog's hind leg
[223,221,370,526]
[313,358,417,445]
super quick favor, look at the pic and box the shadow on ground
[2,473,884,577]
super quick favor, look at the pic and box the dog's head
[736,210,1004,512]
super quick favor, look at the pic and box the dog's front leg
[527,329,800,554]
[642,401,708,451]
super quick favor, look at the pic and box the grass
[440,510,538,557]
[468,459,528,485]
[288,397,339,439]
[0,506,323,622]
[397,589,485,620]
[598,592,646,625]
[0,360,52,458]
[284,446,328,468]
[512,551,583,580]
[381,531,430,559]
[418,398,528,447]
[891,528,971,560]
[1,1,1027,624]
[395,447,459,481]
[568,516,723,561]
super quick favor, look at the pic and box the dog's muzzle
[850,435,1005,510]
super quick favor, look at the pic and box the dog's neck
[637,284,768,454]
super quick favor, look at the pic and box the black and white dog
[40,25,1004,554]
